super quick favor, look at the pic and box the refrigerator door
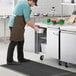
[61,30,76,64]
[47,28,59,59]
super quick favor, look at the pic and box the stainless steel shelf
[61,3,76,5]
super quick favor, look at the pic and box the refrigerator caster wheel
[65,63,68,67]
[40,55,44,61]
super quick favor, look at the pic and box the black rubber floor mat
[1,60,76,76]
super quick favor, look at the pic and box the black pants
[7,27,24,62]
[7,41,24,62]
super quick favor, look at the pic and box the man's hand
[26,21,39,32]
[35,27,39,32]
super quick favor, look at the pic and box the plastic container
[41,43,47,54]
[37,28,44,33]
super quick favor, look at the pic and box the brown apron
[10,16,26,41]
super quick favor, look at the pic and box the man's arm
[26,20,39,32]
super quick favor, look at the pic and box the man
[7,0,39,65]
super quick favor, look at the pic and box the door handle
[53,32,58,36]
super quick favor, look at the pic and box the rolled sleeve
[23,5,31,21]
[8,16,15,27]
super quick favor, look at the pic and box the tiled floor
[0,40,76,76]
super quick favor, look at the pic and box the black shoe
[18,58,30,63]
[7,61,21,65]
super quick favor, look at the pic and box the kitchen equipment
[35,22,61,61]
[63,0,71,3]
[60,26,76,66]
[51,6,56,16]
[72,11,76,15]
[42,13,48,17]
[34,13,40,16]
[47,27,60,59]
[71,0,74,3]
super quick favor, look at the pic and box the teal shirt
[8,0,31,27]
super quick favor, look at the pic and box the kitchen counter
[35,22,76,30]
[35,22,60,29]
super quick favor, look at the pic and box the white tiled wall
[0,0,74,16]
[0,18,10,38]
[31,0,74,16]
[0,19,4,37]
[0,0,13,15]
[63,5,74,16]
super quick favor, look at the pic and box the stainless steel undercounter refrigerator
[60,26,76,67]
[35,23,60,61]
